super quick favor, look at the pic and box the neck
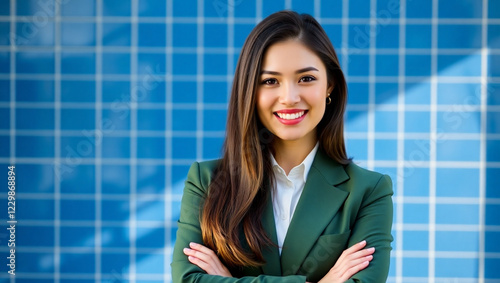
[273,137,317,175]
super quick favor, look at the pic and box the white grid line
[314,0,320,20]
[8,0,15,165]
[341,0,349,73]
[396,1,407,282]
[367,0,376,171]
[10,195,498,206]
[0,272,167,281]
[226,0,235,167]
[6,129,497,139]
[4,45,500,55]
[393,223,500,232]
[4,158,500,168]
[227,0,235,99]
[4,15,500,25]
[478,0,488,282]
[256,0,262,22]
[0,246,173,253]
[0,274,496,283]
[53,1,61,282]
[165,0,174,281]
[94,0,103,281]
[129,0,139,281]
[8,1,15,282]
[392,251,499,259]
[0,275,471,283]
[4,102,500,112]
[3,73,499,82]
[0,248,496,259]
[428,1,439,281]
[196,0,204,160]
[8,218,500,231]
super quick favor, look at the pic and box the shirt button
[281,215,286,220]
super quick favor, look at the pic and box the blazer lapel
[260,189,282,276]
[280,149,350,276]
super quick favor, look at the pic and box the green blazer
[171,149,393,283]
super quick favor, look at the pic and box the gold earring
[326,94,331,105]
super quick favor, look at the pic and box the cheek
[256,92,269,125]
[256,90,273,115]
[307,86,328,107]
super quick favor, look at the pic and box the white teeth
[276,111,305,120]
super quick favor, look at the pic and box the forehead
[261,39,325,72]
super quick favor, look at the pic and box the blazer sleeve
[345,174,394,283]
[171,162,307,283]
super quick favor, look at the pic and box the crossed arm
[171,162,393,283]
[184,240,375,283]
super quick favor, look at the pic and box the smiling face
[256,39,332,147]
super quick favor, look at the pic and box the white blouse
[270,143,319,254]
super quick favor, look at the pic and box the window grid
[0,0,498,282]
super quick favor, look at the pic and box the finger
[185,245,227,276]
[345,240,367,254]
[338,241,369,263]
[340,260,370,281]
[342,249,374,268]
[189,242,217,256]
[335,250,374,277]
[343,254,374,271]
[187,255,215,274]
[184,247,217,264]
[188,244,226,268]
[186,243,232,277]
[346,247,375,260]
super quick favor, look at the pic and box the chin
[273,133,306,142]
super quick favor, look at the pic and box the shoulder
[312,149,393,199]
[344,162,387,184]
[342,162,393,198]
[186,159,221,193]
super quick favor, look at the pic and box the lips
[275,110,305,120]
[273,109,308,125]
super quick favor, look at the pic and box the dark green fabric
[171,149,393,283]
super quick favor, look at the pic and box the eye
[261,78,278,85]
[299,76,316,83]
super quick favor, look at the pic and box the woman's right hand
[183,242,233,278]
[317,240,374,283]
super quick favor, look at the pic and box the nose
[278,82,300,106]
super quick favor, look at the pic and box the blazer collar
[260,148,350,276]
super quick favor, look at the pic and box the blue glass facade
[0,0,499,282]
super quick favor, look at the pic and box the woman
[171,10,393,283]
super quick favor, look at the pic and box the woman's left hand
[183,242,233,277]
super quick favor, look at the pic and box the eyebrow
[260,66,319,75]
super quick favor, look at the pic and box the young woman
[171,10,393,283]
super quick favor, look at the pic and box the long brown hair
[200,10,350,268]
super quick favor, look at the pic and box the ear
[327,83,334,96]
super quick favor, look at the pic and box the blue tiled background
[0,0,499,282]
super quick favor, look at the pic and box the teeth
[276,111,305,120]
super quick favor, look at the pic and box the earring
[326,94,331,105]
